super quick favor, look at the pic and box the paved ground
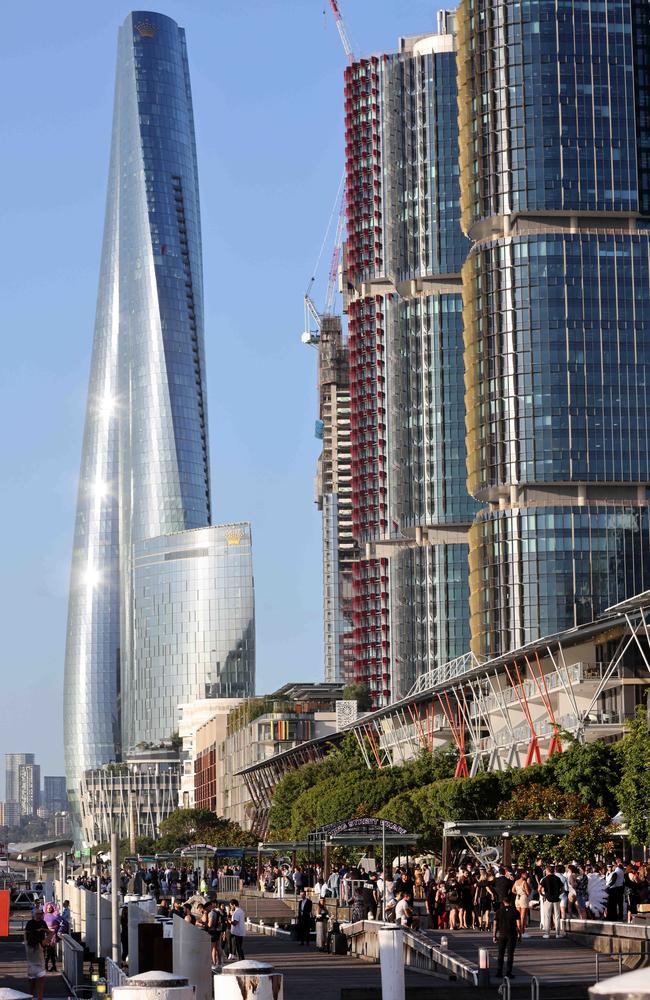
[241,932,427,1000]
[424,924,622,985]
[0,930,68,998]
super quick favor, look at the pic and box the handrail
[342,921,479,986]
[106,957,128,990]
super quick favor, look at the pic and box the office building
[18,763,40,817]
[2,801,19,828]
[79,748,180,847]
[344,12,479,705]
[63,12,255,830]
[43,776,67,814]
[457,0,650,657]
[313,316,357,683]
[132,524,254,746]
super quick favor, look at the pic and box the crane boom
[329,0,354,63]
[324,203,345,316]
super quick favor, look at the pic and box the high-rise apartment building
[313,316,357,683]
[43,776,67,814]
[344,12,479,705]
[5,753,34,807]
[64,12,254,828]
[457,0,650,657]
[18,763,40,817]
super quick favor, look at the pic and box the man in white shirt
[229,899,246,960]
[394,892,412,927]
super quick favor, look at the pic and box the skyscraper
[43,776,67,814]
[457,0,650,657]
[18,763,40,817]
[5,753,34,806]
[64,12,254,826]
[345,13,479,705]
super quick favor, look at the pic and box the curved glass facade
[133,525,255,743]
[457,0,650,236]
[458,0,650,658]
[390,293,481,529]
[465,233,650,498]
[64,13,254,830]
[469,506,650,657]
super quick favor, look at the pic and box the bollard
[112,971,194,1000]
[214,960,283,1000]
[377,924,405,1000]
[589,968,650,999]
[440,935,448,950]
[478,947,490,988]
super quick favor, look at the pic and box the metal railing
[342,920,479,986]
[61,933,85,989]
[216,875,240,896]
[106,957,128,992]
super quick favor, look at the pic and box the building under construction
[313,315,357,684]
[344,12,479,706]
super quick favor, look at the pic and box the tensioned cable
[305,170,345,296]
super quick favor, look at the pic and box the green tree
[549,736,621,812]
[342,683,373,711]
[499,782,613,860]
[617,704,650,845]
[156,809,255,852]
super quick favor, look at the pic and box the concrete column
[111,832,120,963]
[113,970,193,1000]
[215,961,283,1000]
[378,924,405,1000]
[128,903,156,976]
[172,915,212,1000]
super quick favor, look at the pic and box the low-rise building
[186,683,343,832]
[177,698,243,809]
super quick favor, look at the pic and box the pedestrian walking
[315,900,329,951]
[492,896,520,979]
[539,865,563,938]
[297,890,313,946]
[25,906,47,1000]
[606,859,625,921]
[228,899,246,960]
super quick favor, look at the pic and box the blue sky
[0,0,446,792]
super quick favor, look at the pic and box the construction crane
[301,2,354,346]
[329,0,354,64]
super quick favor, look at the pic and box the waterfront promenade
[0,915,625,1000]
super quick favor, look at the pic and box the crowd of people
[71,860,256,898]
[423,857,650,932]
[29,851,648,986]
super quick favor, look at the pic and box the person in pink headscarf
[42,903,61,972]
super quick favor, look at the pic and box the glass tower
[458,0,650,657]
[64,12,254,825]
[346,13,480,705]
